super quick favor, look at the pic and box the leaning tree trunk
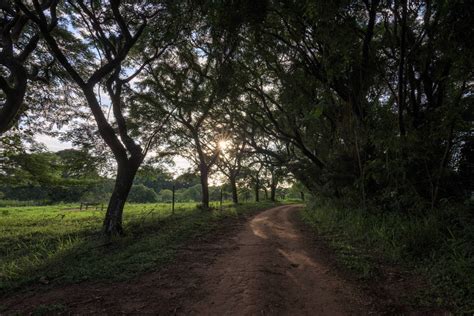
[103,159,140,236]
[230,176,238,204]
[199,162,210,209]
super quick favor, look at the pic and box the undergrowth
[301,201,474,313]
[0,201,277,296]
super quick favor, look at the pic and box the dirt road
[183,204,367,315]
[3,205,371,315]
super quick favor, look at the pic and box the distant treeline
[0,149,300,205]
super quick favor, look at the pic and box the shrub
[158,189,173,202]
[128,184,158,203]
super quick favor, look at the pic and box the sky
[35,134,73,152]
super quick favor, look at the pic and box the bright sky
[35,134,72,152]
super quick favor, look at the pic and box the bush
[179,184,201,202]
[128,184,158,203]
[158,189,173,202]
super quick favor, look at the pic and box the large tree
[19,0,179,235]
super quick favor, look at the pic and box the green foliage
[80,183,112,204]
[128,185,159,203]
[301,201,474,313]
[158,189,173,202]
[133,165,173,193]
[0,201,278,295]
[176,184,202,202]
[174,172,200,189]
[0,180,113,204]
[0,148,107,204]
[55,149,101,179]
[224,0,473,214]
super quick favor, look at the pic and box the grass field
[0,201,278,295]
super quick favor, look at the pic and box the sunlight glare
[218,139,229,151]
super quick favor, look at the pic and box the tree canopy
[0,0,472,235]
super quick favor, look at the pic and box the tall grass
[301,202,474,313]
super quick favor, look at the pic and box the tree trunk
[0,60,27,135]
[432,123,455,210]
[255,179,260,202]
[398,0,407,136]
[270,174,277,202]
[103,159,140,236]
[199,162,210,209]
[230,176,238,204]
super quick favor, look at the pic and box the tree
[217,134,247,204]
[128,184,158,203]
[225,0,473,212]
[19,0,178,235]
[56,149,101,179]
[158,189,173,202]
[265,163,286,203]
[174,172,200,189]
[242,160,264,203]
[139,26,227,209]
[0,151,61,185]
[134,165,173,193]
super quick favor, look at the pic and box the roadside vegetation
[302,200,474,313]
[0,201,278,295]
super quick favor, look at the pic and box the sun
[218,139,229,151]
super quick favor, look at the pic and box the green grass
[0,199,50,207]
[0,200,278,295]
[301,203,474,313]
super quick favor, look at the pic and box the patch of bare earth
[1,205,442,315]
